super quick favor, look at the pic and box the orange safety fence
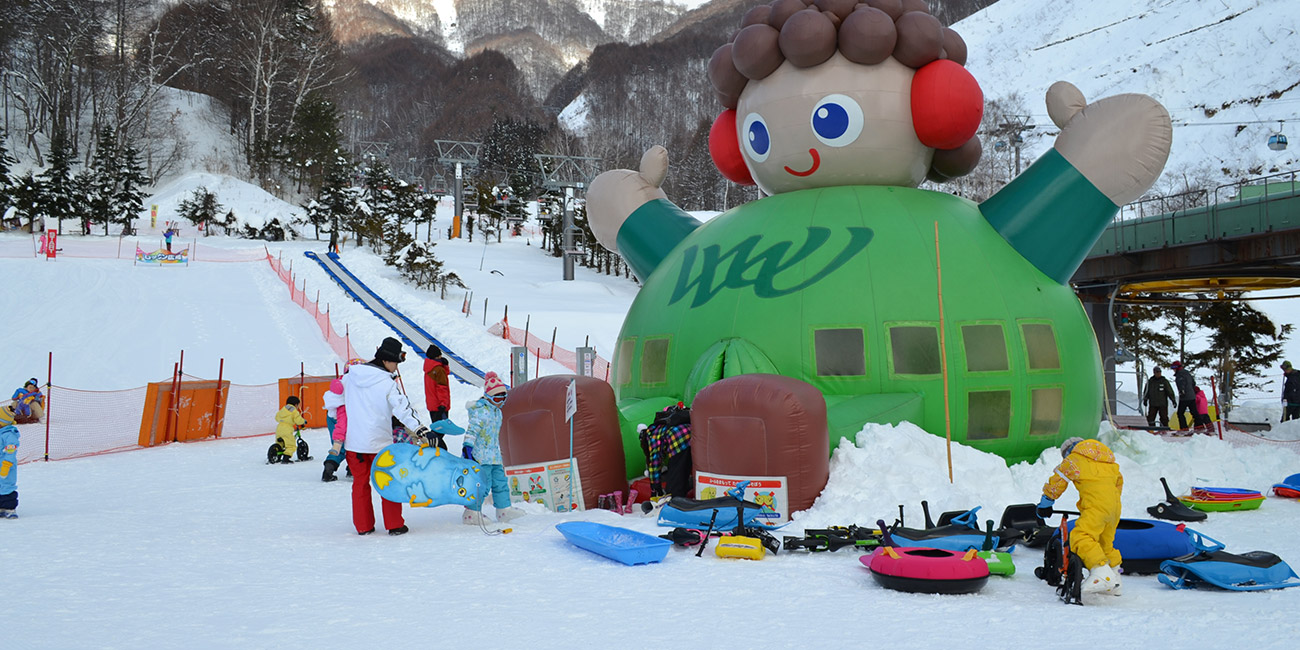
[266,249,357,362]
[15,373,339,466]
[1216,427,1300,450]
[0,234,267,262]
[487,320,612,381]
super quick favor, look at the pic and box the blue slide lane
[304,251,486,387]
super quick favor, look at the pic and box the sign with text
[135,246,189,265]
[505,459,584,513]
[695,471,790,525]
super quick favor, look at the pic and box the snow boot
[0,509,15,519]
[279,454,294,464]
[462,509,484,526]
[1083,563,1119,594]
[1109,564,1124,596]
[387,525,409,536]
[496,507,524,523]
[322,459,339,482]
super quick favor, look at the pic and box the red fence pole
[44,351,52,462]
[175,350,185,440]
[213,358,225,439]
[1210,375,1224,440]
[166,362,180,443]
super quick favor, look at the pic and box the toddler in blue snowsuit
[459,372,523,526]
[0,403,20,517]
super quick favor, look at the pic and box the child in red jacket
[422,345,451,449]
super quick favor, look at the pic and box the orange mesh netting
[266,250,357,361]
[487,320,611,381]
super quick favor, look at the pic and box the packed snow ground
[6,220,1300,648]
[7,415,1300,648]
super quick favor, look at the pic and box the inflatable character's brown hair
[708,0,981,180]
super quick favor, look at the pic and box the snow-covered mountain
[324,0,719,97]
[958,0,1299,186]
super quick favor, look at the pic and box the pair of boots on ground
[321,458,352,482]
[1085,563,1123,596]
[462,506,523,526]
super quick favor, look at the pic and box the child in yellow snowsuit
[273,396,307,463]
[1037,436,1124,595]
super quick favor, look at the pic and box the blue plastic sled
[556,522,672,566]
[370,442,487,508]
[1272,473,1300,497]
[1066,518,1194,574]
[889,508,999,552]
[1159,529,1300,591]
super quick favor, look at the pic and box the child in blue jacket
[0,403,20,518]
[460,372,523,526]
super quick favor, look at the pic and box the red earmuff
[709,109,756,185]
[911,59,984,150]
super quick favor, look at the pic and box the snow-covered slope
[959,0,1300,185]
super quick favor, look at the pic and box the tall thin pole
[453,162,464,238]
[935,222,953,484]
[213,358,225,439]
[1210,375,1224,441]
[562,187,575,280]
[44,351,52,462]
[176,350,185,441]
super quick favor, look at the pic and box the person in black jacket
[1171,361,1195,430]
[1282,361,1300,422]
[1142,367,1177,428]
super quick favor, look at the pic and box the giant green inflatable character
[587,1,1171,467]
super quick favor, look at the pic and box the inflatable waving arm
[586,146,702,280]
[981,82,1172,284]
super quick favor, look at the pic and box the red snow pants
[346,451,404,534]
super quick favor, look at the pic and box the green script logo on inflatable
[670,226,874,308]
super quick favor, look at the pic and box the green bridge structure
[1071,170,1300,411]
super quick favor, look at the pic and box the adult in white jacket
[342,337,430,536]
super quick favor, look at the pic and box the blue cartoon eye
[811,94,864,147]
[742,113,771,162]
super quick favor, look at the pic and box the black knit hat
[376,337,406,363]
[427,344,443,359]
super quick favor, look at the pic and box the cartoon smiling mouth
[784,148,821,177]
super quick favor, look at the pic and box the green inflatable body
[586,4,1172,473]
[612,185,1101,466]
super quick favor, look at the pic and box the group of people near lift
[1141,361,1212,434]
[1143,359,1300,431]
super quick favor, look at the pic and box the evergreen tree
[394,240,464,291]
[70,170,95,235]
[286,94,345,197]
[37,132,76,235]
[354,161,400,254]
[11,172,43,232]
[88,127,120,235]
[1189,295,1292,415]
[383,180,418,264]
[0,130,16,217]
[113,141,150,236]
[413,190,439,242]
[311,153,358,247]
[177,187,225,234]
[1114,296,1179,390]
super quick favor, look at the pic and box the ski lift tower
[435,140,481,239]
[536,154,602,281]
